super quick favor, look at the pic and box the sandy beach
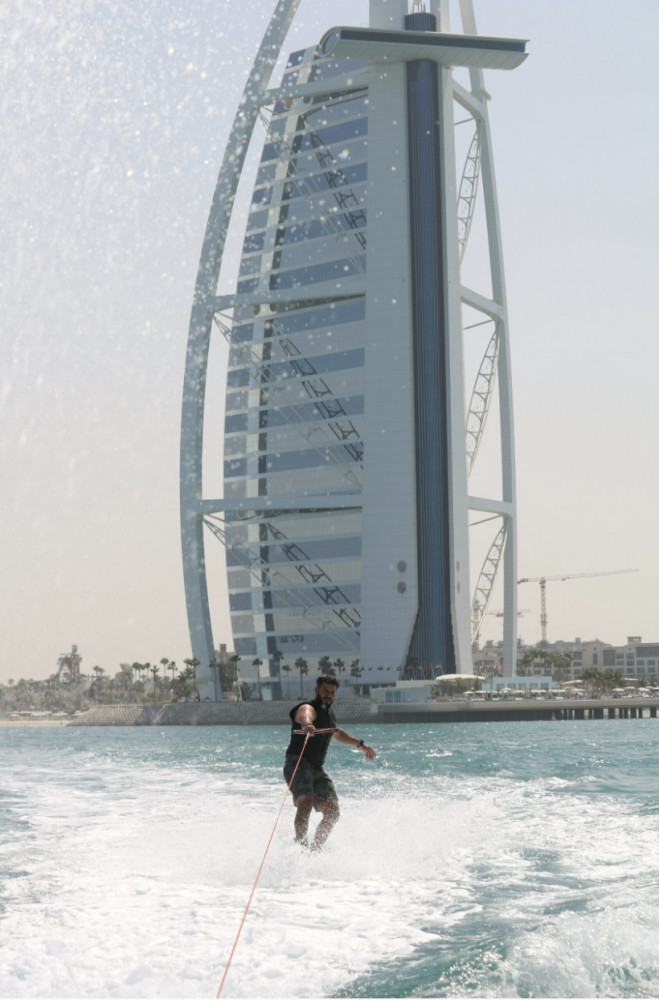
[0,717,70,726]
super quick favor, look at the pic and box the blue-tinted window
[282,165,367,199]
[224,458,247,480]
[311,57,366,81]
[264,347,364,382]
[306,95,368,125]
[229,592,253,611]
[269,584,360,607]
[237,276,259,294]
[252,186,272,206]
[261,143,279,164]
[275,163,367,213]
[271,632,358,655]
[243,232,265,253]
[260,117,367,164]
[225,413,248,433]
[274,231,366,273]
[275,219,329,247]
[286,49,306,68]
[271,256,366,291]
[228,301,365,363]
[230,322,255,344]
[262,445,361,475]
[263,396,364,428]
[300,116,367,149]
[226,368,250,389]
[267,117,288,137]
[267,298,365,333]
[246,210,268,232]
[225,390,249,412]
[281,143,369,194]
[256,162,277,185]
[267,535,361,562]
[234,637,257,656]
[239,255,262,277]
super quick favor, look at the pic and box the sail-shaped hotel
[180,0,527,700]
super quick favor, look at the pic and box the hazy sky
[2,0,658,685]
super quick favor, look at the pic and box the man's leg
[314,797,340,848]
[293,793,314,844]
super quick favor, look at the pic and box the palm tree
[334,658,345,678]
[150,664,159,703]
[295,657,309,698]
[350,658,363,696]
[118,664,133,702]
[171,664,195,701]
[183,658,200,700]
[318,655,333,675]
[550,652,572,683]
[280,661,292,697]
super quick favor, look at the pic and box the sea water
[1,720,658,999]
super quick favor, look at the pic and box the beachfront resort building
[180,0,527,699]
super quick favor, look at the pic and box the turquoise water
[1,720,658,998]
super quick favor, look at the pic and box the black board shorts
[283,754,337,808]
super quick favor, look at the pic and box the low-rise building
[606,638,659,682]
[511,636,659,685]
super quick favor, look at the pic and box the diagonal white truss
[457,129,480,264]
[213,311,363,490]
[465,327,499,478]
[203,513,361,653]
[471,521,507,642]
[456,0,518,662]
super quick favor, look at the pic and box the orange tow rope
[216,731,316,998]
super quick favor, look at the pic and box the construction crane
[518,569,639,644]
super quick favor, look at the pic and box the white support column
[428,0,450,32]
[459,0,518,674]
[437,63,473,674]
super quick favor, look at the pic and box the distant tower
[55,644,81,684]
[180,0,526,699]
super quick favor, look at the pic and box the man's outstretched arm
[333,728,376,759]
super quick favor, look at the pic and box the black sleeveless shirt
[285,697,337,767]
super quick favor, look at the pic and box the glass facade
[223,47,368,663]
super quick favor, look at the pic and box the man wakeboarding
[284,674,376,850]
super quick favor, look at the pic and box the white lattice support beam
[459,0,519,675]
[471,521,507,641]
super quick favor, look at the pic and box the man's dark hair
[316,674,339,688]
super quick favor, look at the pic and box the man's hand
[294,704,317,734]
[361,743,376,760]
